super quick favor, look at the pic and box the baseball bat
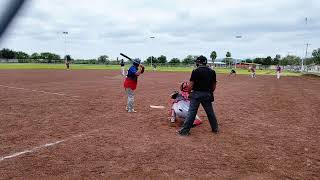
[0,0,26,42]
[120,53,132,61]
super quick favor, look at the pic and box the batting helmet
[132,58,141,65]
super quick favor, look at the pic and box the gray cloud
[0,0,319,60]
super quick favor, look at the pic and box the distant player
[250,66,256,78]
[276,65,282,79]
[229,69,236,77]
[65,55,71,70]
[153,64,157,71]
[123,58,145,113]
[120,59,125,76]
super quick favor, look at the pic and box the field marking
[0,129,100,162]
[0,140,65,162]
[150,105,166,109]
[0,84,80,98]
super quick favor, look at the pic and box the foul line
[0,129,100,162]
[0,84,80,98]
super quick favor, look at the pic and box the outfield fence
[1,60,319,74]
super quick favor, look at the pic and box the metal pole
[63,31,68,57]
[302,17,309,72]
[235,35,242,69]
[150,36,155,68]
[64,33,66,56]
[304,43,311,71]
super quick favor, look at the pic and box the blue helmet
[132,58,141,65]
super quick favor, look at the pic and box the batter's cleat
[177,129,190,136]
[128,109,137,113]
[125,106,128,111]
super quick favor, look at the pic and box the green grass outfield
[0,63,301,76]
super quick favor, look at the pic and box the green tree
[182,55,196,64]
[0,48,15,59]
[40,52,61,63]
[305,58,315,65]
[157,55,167,64]
[253,57,264,64]
[30,53,41,59]
[226,52,231,58]
[88,59,97,64]
[210,51,217,62]
[281,55,301,66]
[311,48,320,65]
[273,54,281,65]
[146,56,157,64]
[244,59,252,63]
[169,58,180,64]
[262,56,272,65]
[225,52,232,67]
[279,57,288,66]
[15,51,29,59]
[97,55,109,64]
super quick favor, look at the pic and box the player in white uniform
[276,65,282,79]
[169,82,202,127]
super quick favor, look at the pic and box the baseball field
[0,69,319,179]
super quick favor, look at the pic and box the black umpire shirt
[190,66,216,92]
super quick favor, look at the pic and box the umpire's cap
[195,55,207,65]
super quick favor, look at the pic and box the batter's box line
[0,84,80,98]
[0,128,101,162]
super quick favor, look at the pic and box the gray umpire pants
[125,88,134,111]
[180,91,218,133]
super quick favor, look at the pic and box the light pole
[235,35,242,69]
[62,31,68,57]
[302,17,310,72]
[150,36,155,68]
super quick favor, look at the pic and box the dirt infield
[0,70,319,179]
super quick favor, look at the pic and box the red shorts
[124,78,137,90]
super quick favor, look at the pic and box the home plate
[150,105,165,109]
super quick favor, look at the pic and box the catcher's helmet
[180,81,189,92]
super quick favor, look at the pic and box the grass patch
[0,63,301,76]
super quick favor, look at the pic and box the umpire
[178,55,219,136]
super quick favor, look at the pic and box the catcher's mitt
[140,66,145,74]
[170,91,179,99]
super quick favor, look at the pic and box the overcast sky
[1,0,319,60]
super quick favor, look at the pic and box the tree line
[1,48,320,65]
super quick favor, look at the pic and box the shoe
[126,106,128,111]
[212,128,219,134]
[177,129,190,136]
[128,109,137,113]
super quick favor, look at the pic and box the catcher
[229,69,236,76]
[123,58,145,113]
[169,81,202,127]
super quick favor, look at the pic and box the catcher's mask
[180,81,189,92]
